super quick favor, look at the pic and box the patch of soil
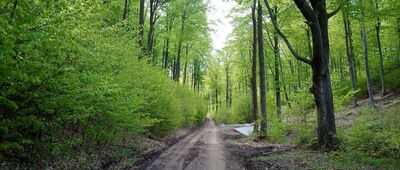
[220,127,294,170]
[182,140,204,169]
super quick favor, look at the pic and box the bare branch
[263,0,312,65]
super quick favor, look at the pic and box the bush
[0,1,206,167]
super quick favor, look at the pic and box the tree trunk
[310,1,337,149]
[375,1,385,96]
[215,89,219,113]
[147,0,157,59]
[162,38,166,69]
[123,0,129,20]
[174,42,182,82]
[11,0,18,18]
[257,0,267,134]
[343,10,358,106]
[306,28,312,81]
[279,52,291,108]
[273,6,281,117]
[138,0,145,60]
[183,46,189,84]
[226,63,230,107]
[339,52,344,80]
[251,0,259,132]
[361,0,376,107]
[297,60,301,90]
[265,0,337,148]
[165,38,170,70]
[192,64,195,90]
[398,18,400,56]
[172,58,176,79]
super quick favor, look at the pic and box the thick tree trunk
[343,11,358,106]
[251,0,259,132]
[310,2,337,149]
[375,1,385,96]
[265,0,337,148]
[361,1,376,107]
[257,0,267,134]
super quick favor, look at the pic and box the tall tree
[374,0,385,96]
[267,6,282,117]
[343,8,358,106]
[264,0,339,148]
[257,0,267,134]
[138,0,145,59]
[360,0,376,107]
[251,0,259,132]
[123,0,130,20]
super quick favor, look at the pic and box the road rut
[146,119,226,170]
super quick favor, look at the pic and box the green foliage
[212,91,252,124]
[0,0,207,167]
[346,106,400,159]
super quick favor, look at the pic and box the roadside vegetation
[1,0,209,168]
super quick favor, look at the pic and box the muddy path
[146,119,230,170]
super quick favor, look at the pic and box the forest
[1,0,399,169]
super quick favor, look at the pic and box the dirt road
[146,119,226,170]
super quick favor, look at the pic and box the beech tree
[264,0,340,148]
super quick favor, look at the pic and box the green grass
[255,150,400,169]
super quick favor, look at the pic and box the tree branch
[328,4,343,19]
[263,0,312,65]
[264,23,275,50]
[293,0,316,22]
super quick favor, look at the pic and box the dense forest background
[1,0,399,169]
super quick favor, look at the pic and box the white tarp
[233,124,254,136]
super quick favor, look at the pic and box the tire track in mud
[146,119,226,170]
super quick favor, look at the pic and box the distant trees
[136,0,211,86]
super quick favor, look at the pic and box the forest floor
[136,89,400,170]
